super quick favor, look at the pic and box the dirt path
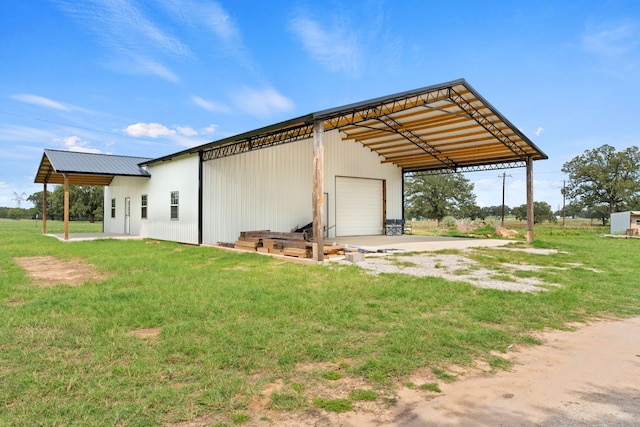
[330,316,640,427]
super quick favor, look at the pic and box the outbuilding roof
[148,78,547,173]
[34,149,152,186]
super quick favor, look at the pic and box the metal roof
[34,149,152,186]
[148,78,547,173]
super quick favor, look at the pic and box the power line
[0,109,177,147]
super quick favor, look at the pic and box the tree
[585,204,610,226]
[512,201,557,223]
[562,145,640,213]
[27,190,51,216]
[404,172,477,225]
[29,185,103,222]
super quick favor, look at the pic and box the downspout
[198,151,203,245]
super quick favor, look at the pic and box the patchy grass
[1,219,639,425]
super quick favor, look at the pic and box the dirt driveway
[330,316,640,426]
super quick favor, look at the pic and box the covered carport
[33,149,151,241]
[178,78,547,260]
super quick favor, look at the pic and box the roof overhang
[34,150,152,186]
[148,79,547,173]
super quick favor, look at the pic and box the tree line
[1,186,103,221]
[3,145,638,226]
[404,144,640,226]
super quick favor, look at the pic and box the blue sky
[1,0,639,212]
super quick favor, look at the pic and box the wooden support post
[312,119,324,262]
[526,156,534,242]
[63,174,69,241]
[42,183,47,235]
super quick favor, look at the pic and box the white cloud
[232,86,294,118]
[124,123,176,138]
[289,13,361,75]
[582,23,638,56]
[176,126,198,136]
[202,124,219,134]
[192,96,230,113]
[12,94,70,111]
[535,127,544,137]
[56,136,102,153]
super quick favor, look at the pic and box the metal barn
[34,79,548,260]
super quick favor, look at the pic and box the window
[141,194,148,219]
[170,191,179,220]
[636,219,640,226]
[111,198,116,218]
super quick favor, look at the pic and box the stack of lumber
[233,230,346,258]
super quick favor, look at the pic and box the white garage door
[336,177,383,236]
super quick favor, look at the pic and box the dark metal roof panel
[43,149,152,177]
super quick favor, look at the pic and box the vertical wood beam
[42,183,48,235]
[526,156,534,242]
[63,174,70,241]
[312,120,324,262]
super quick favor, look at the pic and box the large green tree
[561,145,640,213]
[512,201,557,223]
[404,172,477,224]
[31,185,103,222]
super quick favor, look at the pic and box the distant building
[610,211,640,235]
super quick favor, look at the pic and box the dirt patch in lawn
[14,256,108,286]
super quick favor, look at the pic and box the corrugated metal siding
[202,130,403,244]
[144,155,199,244]
[203,140,313,244]
[103,176,148,235]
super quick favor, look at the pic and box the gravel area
[333,247,570,292]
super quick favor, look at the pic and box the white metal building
[35,79,548,260]
[610,211,640,235]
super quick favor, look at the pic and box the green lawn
[1,219,638,426]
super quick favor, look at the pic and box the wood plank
[284,247,311,258]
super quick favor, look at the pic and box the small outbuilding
[610,211,640,235]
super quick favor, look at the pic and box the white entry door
[124,197,131,235]
[335,177,383,236]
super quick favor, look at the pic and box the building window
[141,194,148,219]
[170,191,179,220]
[636,219,640,226]
[111,198,116,218]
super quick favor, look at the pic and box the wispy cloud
[535,127,544,137]
[288,11,362,75]
[582,23,638,56]
[53,0,190,82]
[192,96,230,113]
[55,136,102,153]
[202,124,219,135]
[231,86,294,118]
[12,94,70,111]
[176,126,198,137]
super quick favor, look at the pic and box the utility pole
[562,180,566,228]
[499,172,511,227]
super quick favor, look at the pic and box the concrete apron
[327,235,515,253]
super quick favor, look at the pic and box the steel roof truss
[374,113,458,171]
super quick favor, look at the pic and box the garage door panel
[336,177,383,236]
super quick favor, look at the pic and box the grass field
[1,218,638,426]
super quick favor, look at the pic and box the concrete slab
[327,235,515,252]
[46,233,145,242]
